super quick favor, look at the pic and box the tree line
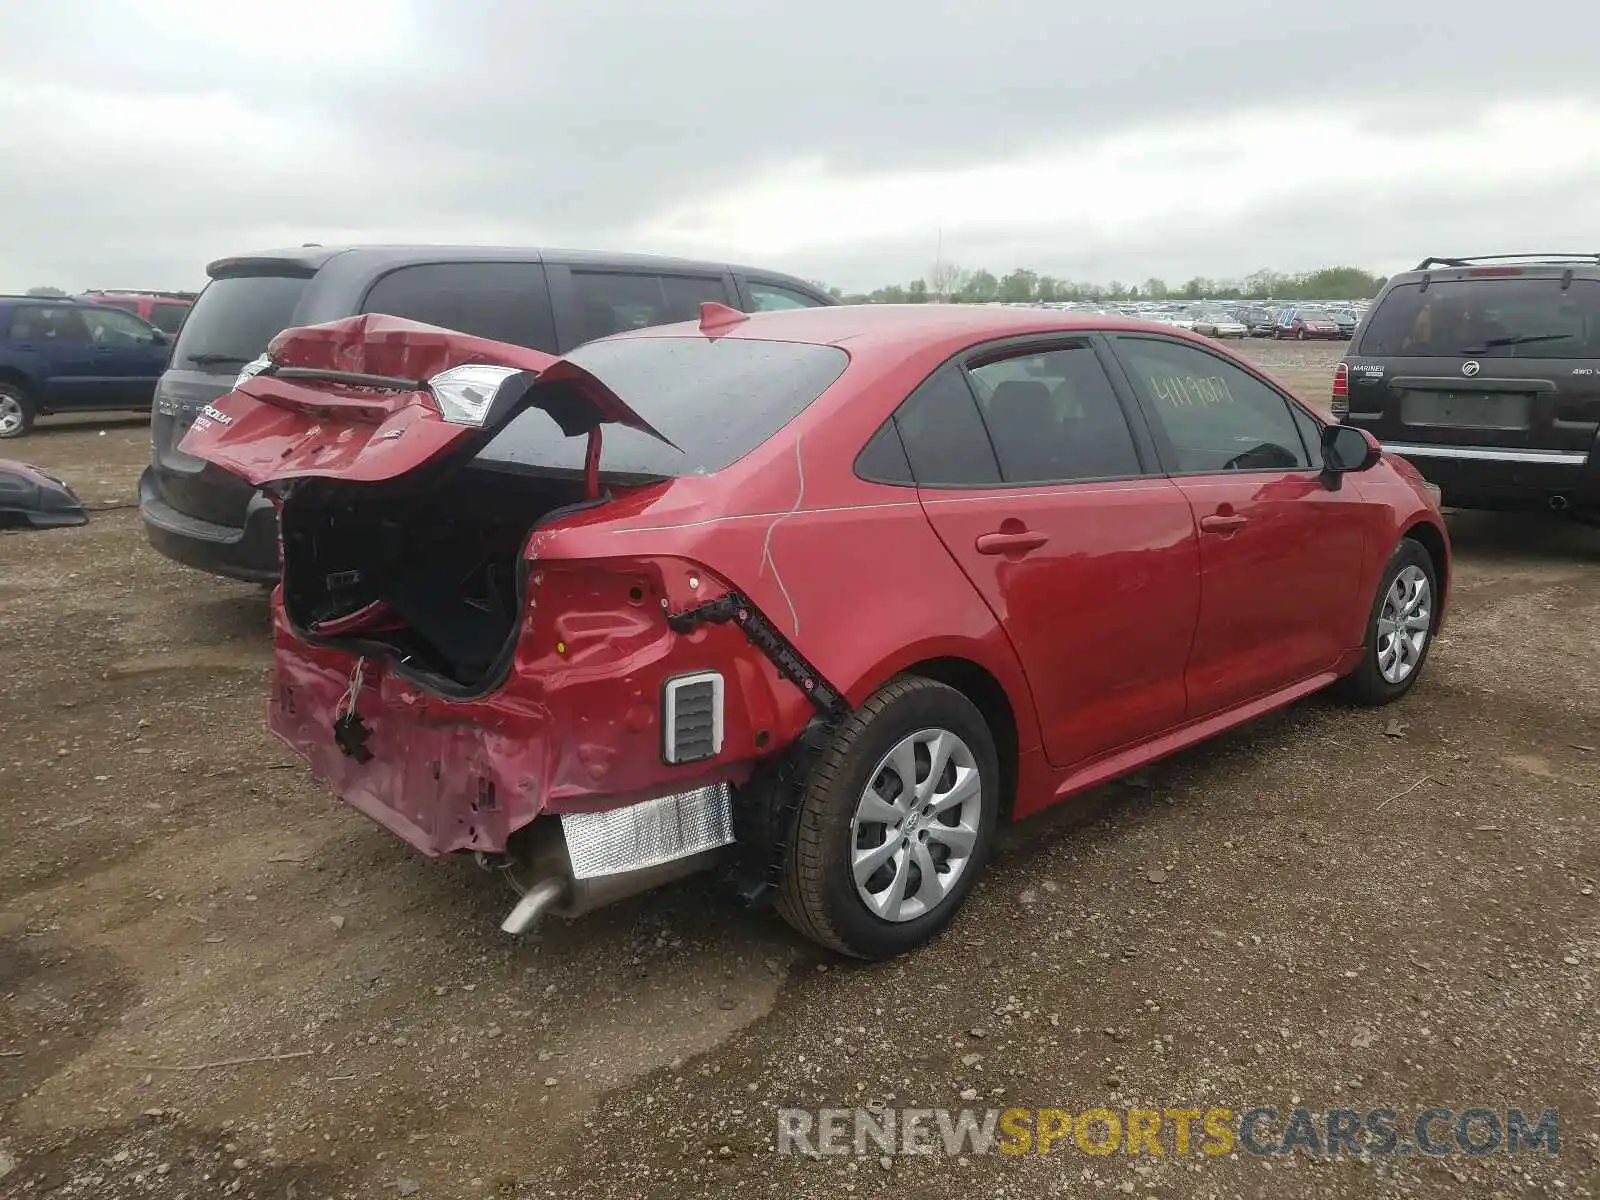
[819,265,1386,306]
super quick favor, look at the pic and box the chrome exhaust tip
[499,877,567,935]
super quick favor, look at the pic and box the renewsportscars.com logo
[776,1105,1559,1159]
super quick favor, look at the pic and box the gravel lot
[2,339,1597,1199]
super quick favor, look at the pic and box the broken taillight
[1331,362,1349,418]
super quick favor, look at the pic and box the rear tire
[0,384,34,439]
[1334,537,1438,705]
[777,677,1000,959]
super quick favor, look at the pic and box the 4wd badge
[1462,360,1481,377]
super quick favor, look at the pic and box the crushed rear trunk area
[278,463,593,693]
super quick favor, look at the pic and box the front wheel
[1295,328,1307,341]
[1335,537,1438,705]
[777,677,1000,959]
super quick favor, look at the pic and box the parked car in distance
[1275,308,1345,340]
[1191,311,1248,339]
[140,245,838,584]
[1236,306,1280,337]
[79,289,196,336]
[1326,309,1357,339]
[180,303,1450,958]
[1337,253,1600,521]
[0,295,171,438]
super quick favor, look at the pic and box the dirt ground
[2,339,1597,1199]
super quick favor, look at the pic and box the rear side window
[967,344,1143,483]
[99,298,140,314]
[479,336,847,479]
[571,271,729,343]
[150,303,189,334]
[9,305,92,343]
[363,262,557,351]
[893,367,1002,487]
[1358,278,1600,358]
[173,275,309,374]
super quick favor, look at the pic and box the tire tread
[776,676,977,958]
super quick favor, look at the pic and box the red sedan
[182,304,1449,959]
[1275,308,1346,340]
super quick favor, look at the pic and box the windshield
[479,336,850,479]
[171,274,310,373]
[1357,278,1600,358]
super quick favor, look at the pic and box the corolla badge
[1462,360,1481,377]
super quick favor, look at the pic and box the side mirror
[1321,424,1380,474]
[150,330,168,346]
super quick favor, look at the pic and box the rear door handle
[975,529,1049,555]
[1199,513,1248,533]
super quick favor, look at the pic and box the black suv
[140,246,837,582]
[1337,254,1600,520]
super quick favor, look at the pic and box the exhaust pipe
[1549,495,1570,512]
[499,877,567,935]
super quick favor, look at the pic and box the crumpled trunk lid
[178,313,674,487]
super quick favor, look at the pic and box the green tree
[26,285,66,297]
[906,278,929,303]
[1243,269,1282,299]
[1035,275,1059,303]
[1106,280,1127,300]
[1293,266,1385,299]
[962,269,999,302]
[997,268,1038,302]
[1142,278,1168,301]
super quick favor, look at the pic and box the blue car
[0,295,172,438]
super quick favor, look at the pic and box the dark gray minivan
[140,246,837,582]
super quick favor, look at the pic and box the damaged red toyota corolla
[180,304,1450,959]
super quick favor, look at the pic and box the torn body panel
[267,554,817,857]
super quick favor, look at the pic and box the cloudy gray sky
[4,0,1598,293]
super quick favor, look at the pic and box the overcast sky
[4,0,1598,293]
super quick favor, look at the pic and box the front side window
[966,344,1144,483]
[83,306,160,345]
[1114,337,1311,474]
[1357,278,1600,359]
[570,271,729,343]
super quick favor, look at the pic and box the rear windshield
[1358,277,1600,359]
[171,275,309,374]
[479,336,850,479]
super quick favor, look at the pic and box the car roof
[80,290,195,302]
[206,244,819,282]
[614,302,1219,360]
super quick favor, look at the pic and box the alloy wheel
[1377,565,1431,684]
[0,395,23,436]
[849,727,983,923]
